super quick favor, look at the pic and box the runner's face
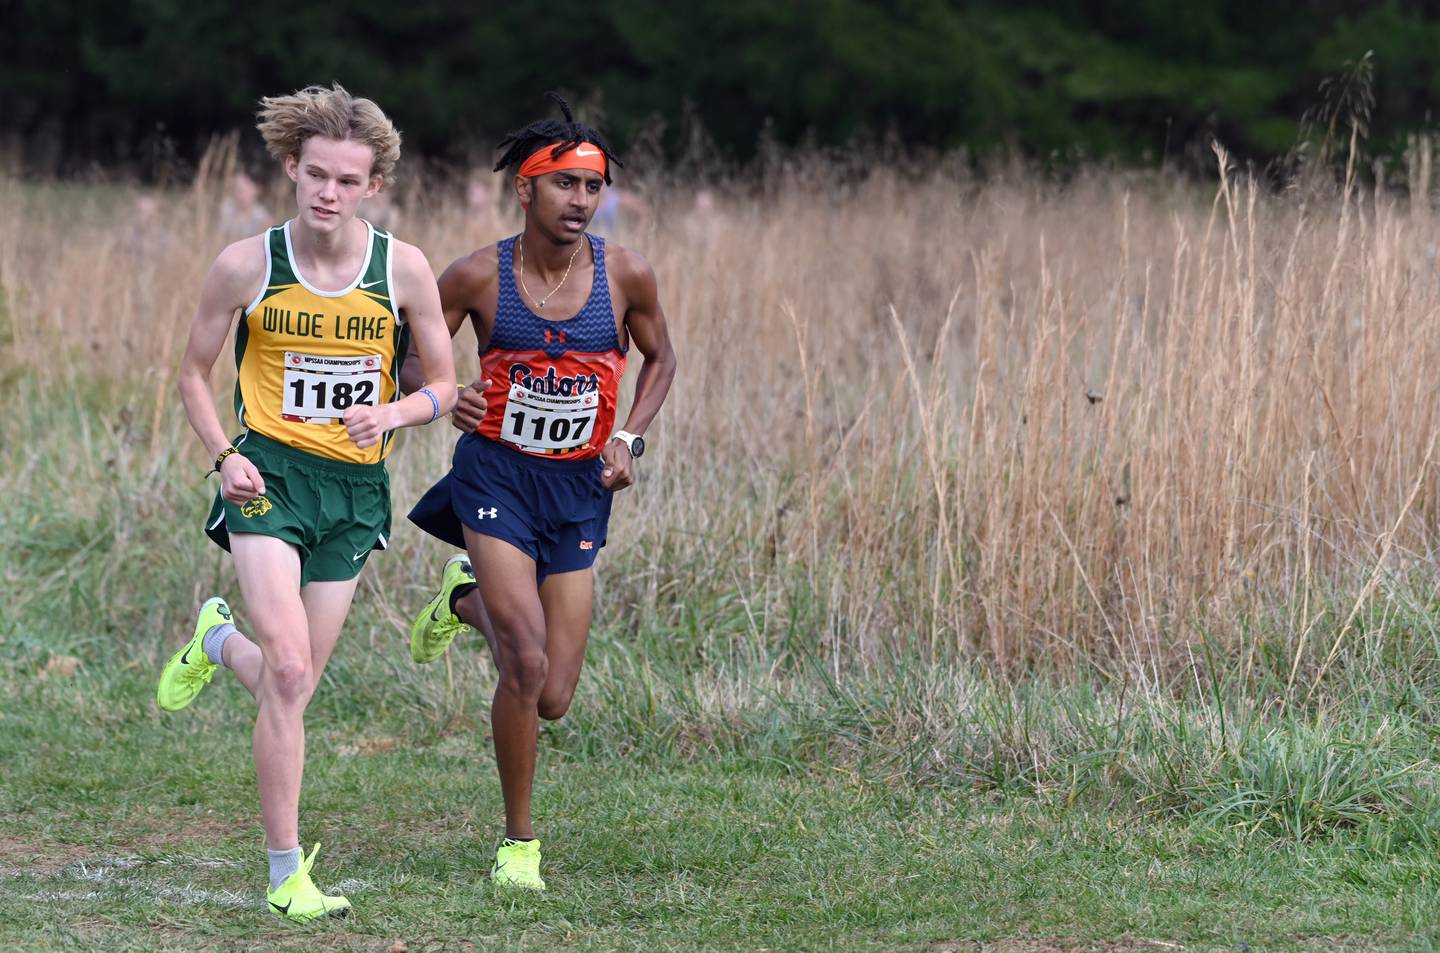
[524,170,604,243]
[285,136,381,234]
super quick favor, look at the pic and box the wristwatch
[610,430,645,458]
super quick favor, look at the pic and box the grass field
[6,151,1440,949]
[6,643,1440,951]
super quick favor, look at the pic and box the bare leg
[454,586,495,642]
[230,534,311,851]
[213,578,356,701]
[230,536,363,851]
[221,634,264,697]
[464,528,548,840]
[536,569,595,721]
[300,578,360,684]
[455,567,593,721]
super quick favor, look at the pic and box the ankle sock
[449,583,477,618]
[268,847,302,891]
[203,623,237,667]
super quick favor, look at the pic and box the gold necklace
[518,237,584,308]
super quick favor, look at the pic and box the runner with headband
[402,92,677,891]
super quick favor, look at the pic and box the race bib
[501,383,598,452]
[282,352,382,423]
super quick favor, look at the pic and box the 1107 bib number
[500,384,598,453]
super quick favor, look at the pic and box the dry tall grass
[4,147,1439,691]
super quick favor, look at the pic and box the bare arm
[397,251,481,393]
[342,241,457,447]
[602,249,677,489]
[398,249,498,432]
[176,238,268,501]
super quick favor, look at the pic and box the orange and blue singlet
[475,234,627,459]
[406,233,625,579]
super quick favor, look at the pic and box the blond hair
[255,83,402,186]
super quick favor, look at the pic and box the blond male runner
[156,84,457,922]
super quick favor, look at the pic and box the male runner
[403,93,677,890]
[156,84,457,921]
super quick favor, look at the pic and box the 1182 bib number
[282,352,382,422]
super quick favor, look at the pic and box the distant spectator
[591,185,621,235]
[467,172,493,216]
[218,171,271,240]
[362,187,401,231]
[686,187,719,246]
[588,184,650,237]
[126,193,172,257]
[466,170,502,238]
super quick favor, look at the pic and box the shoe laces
[269,843,323,901]
[500,837,541,861]
[427,606,471,642]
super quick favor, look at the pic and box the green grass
[3,656,1440,951]
[7,382,1440,949]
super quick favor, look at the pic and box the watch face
[630,436,645,458]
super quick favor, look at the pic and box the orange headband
[518,142,608,179]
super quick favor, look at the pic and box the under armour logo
[477,507,498,519]
[543,329,566,344]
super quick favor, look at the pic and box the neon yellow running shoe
[409,554,476,664]
[266,843,351,922]
[491,837,545,891]
[156,596,230,712]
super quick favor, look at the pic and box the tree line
[5,0,1437,174]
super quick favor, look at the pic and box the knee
[538,688,574,722]
[265,656,314,706]
[497,645,548,698]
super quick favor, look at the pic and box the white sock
[203,623,237,667]
[268,847,302,891]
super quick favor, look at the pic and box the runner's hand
[343,403,387,448]
[451,379,490,433]
[601,439,634,491]
[219,452,266,503]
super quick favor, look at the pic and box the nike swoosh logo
[352,551,367,562]
[180,645,193,665]
[575,148,600,157]
[270,898,291,915]
[359,278,383,289]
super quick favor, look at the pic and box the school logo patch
[579,540,594,551]
[240,496,273,519]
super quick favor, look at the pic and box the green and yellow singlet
[234,221,410,464]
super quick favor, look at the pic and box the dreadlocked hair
[492,91,623,185]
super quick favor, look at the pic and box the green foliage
[10,0,1440,170]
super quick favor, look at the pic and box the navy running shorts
[408,434,613,581]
